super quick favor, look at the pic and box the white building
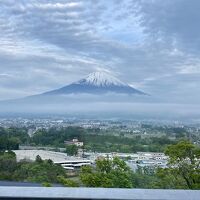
[13,150,92,170]
[64,139,84,147]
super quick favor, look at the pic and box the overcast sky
[0,0,200,103]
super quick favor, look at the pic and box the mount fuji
[40,71,146,96]
[0,71,148,116]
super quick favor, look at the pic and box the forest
[0,126,183,153]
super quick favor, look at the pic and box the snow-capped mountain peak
[76,71,126,87]
[40,71,146,96]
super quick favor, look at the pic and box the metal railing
[0,187,200,200]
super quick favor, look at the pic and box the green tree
[57,176,79,187]
[156,141,200,189]
[35,155,43,163]
[66,145,78,156]
[0,151,17,180]
[130,166,158,189]
[42,182,52,187]
[12,157,66,184]
[0,151,67,185]
[80,157,133,188]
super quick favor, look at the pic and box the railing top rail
[0,187,200,200]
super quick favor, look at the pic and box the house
[64,139,84,147]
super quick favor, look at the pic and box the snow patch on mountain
[75,71,126,87]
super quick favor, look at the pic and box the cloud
[33,2,83,10]
[178,64,200,74]
[0,0,199,111]
[134,0,200,53]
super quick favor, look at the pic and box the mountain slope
[42,72,146,95]
[0,71,150,116]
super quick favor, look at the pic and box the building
[13,150,92,170]
[64,139,84,147]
